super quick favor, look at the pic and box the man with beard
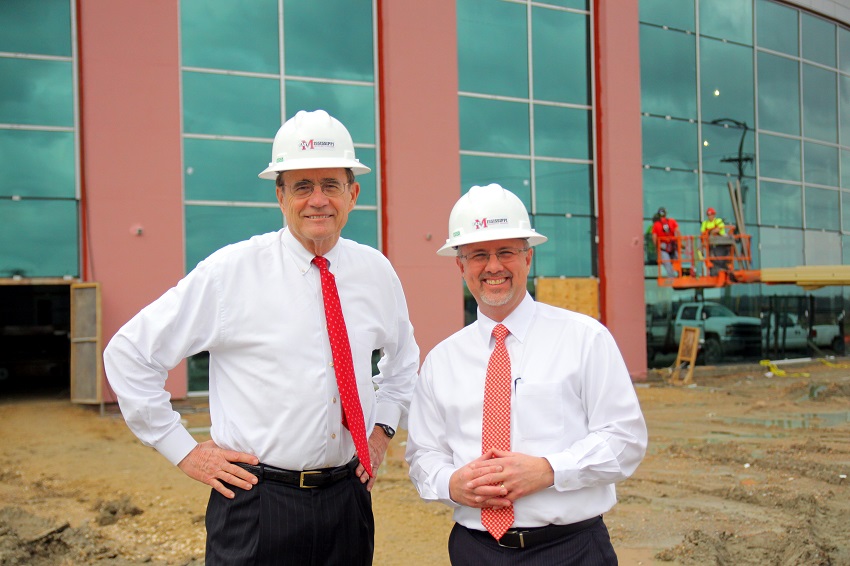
[405,183,647,565]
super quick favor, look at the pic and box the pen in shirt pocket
[514,377,522,392]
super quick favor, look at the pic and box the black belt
[236,458,358,489]
[468,516,602,550]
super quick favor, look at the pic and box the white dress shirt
[104,227,419,470]
[405,292,647,530]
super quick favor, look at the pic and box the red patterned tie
[312,256,372,477]
[481,323,513,539]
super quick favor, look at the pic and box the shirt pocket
[515,381,564,440]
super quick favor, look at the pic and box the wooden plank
[670,326,700,386]
[535,277,600,320]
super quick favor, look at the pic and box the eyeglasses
[457,247,529,266]
[284,180,350,199]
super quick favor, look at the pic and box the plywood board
[535,277,600,320]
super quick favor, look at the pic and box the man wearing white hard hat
[104,110,419,565]
[405,184,647,564]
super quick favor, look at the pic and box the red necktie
[481,323,513,539]
[312,256,372,477]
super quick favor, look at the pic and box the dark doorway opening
[0,285,71,397]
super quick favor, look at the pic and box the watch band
[376,423,396,439]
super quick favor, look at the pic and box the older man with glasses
[104,110,419,565]
[406,184,647,565]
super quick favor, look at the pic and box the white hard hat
[258,109,371,179]
[437,183,547,256]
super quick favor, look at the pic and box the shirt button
[331,433,336,439]
[332,397,337,403]
[329,361,334,367]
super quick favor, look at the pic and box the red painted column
[77,0,187,399]
[378,0,464,359]
[595,0,648,379]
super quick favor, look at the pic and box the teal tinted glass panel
[534,161,591,216]
[840,28,850,74]
[804,141,839,187]
[285,81,375,144]
[184,138,273,203]
[0,0,71,56]
[845,235,850,263]
[758,133,800,182]
[844,191,850,230]
[700,38,753,125]
[699,0,752,45]
[760,181,802,227]
[756,0,797,56]
[639,0,694,31]
[639,26,696,119]
[539,0,587,8]
[840,75,850,147]
[702,173,757,227]
[532,7,588,105]
[341,209,378,250]
[804,230,841,265]
[180,0,279,73]
[284,0,374,81]
[457,0,528,98]
[805,187,839,230]
[0,58,73,126]
[460,97,529,155]
[760,227,803,267]
[842,150,850,188]
[701,121,755,177]
[801,13,836,67]
[803,65,837,143]
[352,147,376,207]
[183,72,279,137]
[534,105,590,160]
[461,155,531,208]
[757,52,799,135]
[642,168,699,221]
[185,205,283,271]
[0,200,78,277]
[0,130,75,198]
[532,215,592,276]
[641,116,698,170]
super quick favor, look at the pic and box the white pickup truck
[647,301,763,364]
[764,312,843,353]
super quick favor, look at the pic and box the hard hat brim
[258,157,371,180]
[436,230,548,256]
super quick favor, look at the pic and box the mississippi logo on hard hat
[473,217,508,230]
[300,139,336,151]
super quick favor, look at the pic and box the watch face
[379,424,395,438]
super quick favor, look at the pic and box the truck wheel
[704,338,723,365]
[831,337,845,355]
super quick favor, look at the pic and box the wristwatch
[376,423,396,439]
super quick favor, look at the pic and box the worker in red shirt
[651,207,680,277]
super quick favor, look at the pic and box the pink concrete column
[78,0,187,400]
[594,0,648,379]
[378,0,464,359]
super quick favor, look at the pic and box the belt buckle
[496,531,524,549]
[299,470,320,488]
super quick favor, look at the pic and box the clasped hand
[448,448,554,509]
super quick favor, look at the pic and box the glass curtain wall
[180,0,380,273]
[180,0,379,390]
[640,0,850,365]
[0,0,78,278]
[456,0,594,291]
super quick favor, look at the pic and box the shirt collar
[282,227,341,275]
[476,292,535,345]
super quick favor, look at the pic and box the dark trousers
[205,472,374,566]
[448,517,618,566]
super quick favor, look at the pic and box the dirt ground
[1,358,849,565]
